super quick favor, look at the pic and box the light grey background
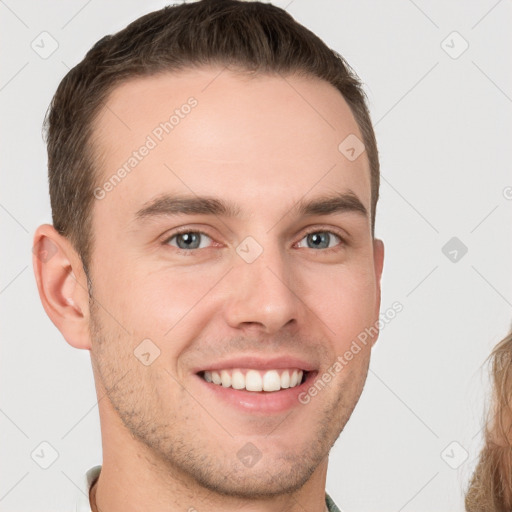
[1,1,511,510]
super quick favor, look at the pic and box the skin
[33,67,384,512]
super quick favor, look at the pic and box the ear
[32,224,92,350]
[371,238,385,346]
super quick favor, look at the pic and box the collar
[75,465,101,512]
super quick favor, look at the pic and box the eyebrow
[134,191,368,221]
[296,192,367,218]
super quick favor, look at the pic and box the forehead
[91,67,371,224]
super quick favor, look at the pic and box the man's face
[88,68,383,497]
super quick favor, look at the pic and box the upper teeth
[203,368,304,392]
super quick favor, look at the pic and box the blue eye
[166,232,212,250]
[297,231,342,250]
[163,229,344,253]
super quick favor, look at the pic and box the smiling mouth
[198,368,309,392]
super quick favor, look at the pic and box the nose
[222,243,303,335]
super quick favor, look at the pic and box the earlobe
[32,224,91,350]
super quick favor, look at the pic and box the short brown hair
[45,0,379,274]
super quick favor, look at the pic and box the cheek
[302,263,378,345]
[98,261,224,343]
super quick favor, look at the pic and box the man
[32,1,384,511]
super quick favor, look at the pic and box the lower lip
[195,372,317,414]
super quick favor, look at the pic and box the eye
[165,231,213,250]
[296,231,343,250]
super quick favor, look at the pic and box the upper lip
[193,355,317,373]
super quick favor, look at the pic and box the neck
[91,408,329,512]
[91,451,329,512]
[90,468,328,512]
